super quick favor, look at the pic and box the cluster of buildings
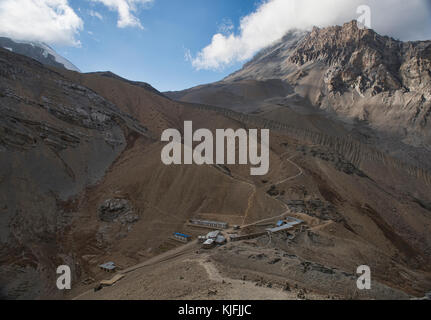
[228,217,304,241]
[198,230,227,249]
[172,219,229,249]
[96,216,305,289]
[171,217,304,249]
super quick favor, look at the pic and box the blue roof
[276,220,285,226]
[174,233,191,238]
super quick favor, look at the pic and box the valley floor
[70,232,412,300]
[71,243,330,300]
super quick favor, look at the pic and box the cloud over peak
[191,0,431,70]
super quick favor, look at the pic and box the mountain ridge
[1,22,431,300]
[166,20,431,171]
[0,37,80,72]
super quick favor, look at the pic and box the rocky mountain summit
[226,21,431,145]
[229,21,431,93]
[288,21,431,95]
[167,21,431,172]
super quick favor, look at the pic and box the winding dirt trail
[238,152,304,227]
[242,185,256,225]
[274,154,303,186]
[73,152,305,300]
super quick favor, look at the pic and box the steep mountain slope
[0,47,150,298]
[0,37,80,72]
[0,48,285,299]
[72,103,431,299]
[232,20,431,147]
[1,35,431,300]
[166,21,431,171]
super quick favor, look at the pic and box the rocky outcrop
[98,199,138,224]
[288,21,431,94]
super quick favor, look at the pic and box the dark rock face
[297,145,367,177]
[228,20,431,96]
[286,199,343,223]
[288,21,431,95]
[98,199,138,223]
[266,185,280,197]
[0,47,148,299]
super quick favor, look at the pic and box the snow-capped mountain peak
[0,37,80,72]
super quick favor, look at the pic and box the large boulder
[98,199,138,223]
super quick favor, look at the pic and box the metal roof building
[276,220,285,227]
[288,218,303,226]
[99,262,117,273]
[266,224,294,233]
[266,217,304,233]
[206,230,221,239]
[203,238,215,249]
[174,232,191,238]
[190,219,228,229]
[198,235,207,243]
[173,232,192,243]
[215,235,226,244]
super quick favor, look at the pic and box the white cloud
[90,0,153,29]
[89,10,103,20]
[184,47,192,63]
[217,18,234,35]
[192,0,431,70]
[0,0,83,46]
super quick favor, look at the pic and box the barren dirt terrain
[1,21,431,300]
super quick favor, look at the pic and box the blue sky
[52,0,256,92]
[2,0,430,92]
